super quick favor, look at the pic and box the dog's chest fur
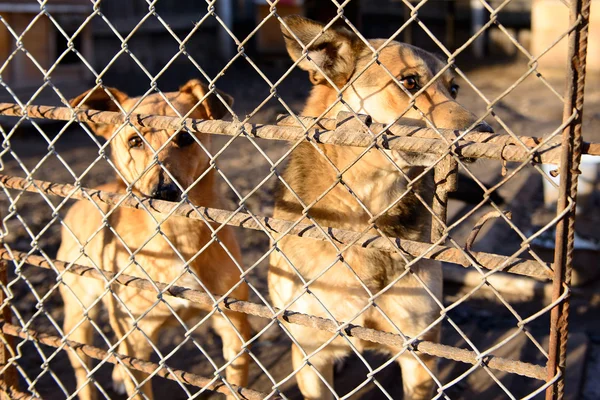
[277,143,433,240]
[102,208,213,311]
[274,142,434,290]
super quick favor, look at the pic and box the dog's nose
[151,183,181,202]
[473,122,494,133]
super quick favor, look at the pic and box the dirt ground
[1,57,600,400]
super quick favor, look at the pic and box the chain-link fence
[0,0,596,399]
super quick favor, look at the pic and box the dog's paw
[112,379,126,395]
[111,367,127,395]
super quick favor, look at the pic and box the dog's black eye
[175,132,195,147]
[450,84,460,99]
[400,76,419,93]
[128,135,143,149]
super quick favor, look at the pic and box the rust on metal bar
[0,321,275,400]
[431,156,458,242]
[546,0,591,398]
[0,174,553,280]
[465,210,513,252]
[277,111,600,157]
[1,103,599,164]
[0,260,17,400]
[0,248,548,381]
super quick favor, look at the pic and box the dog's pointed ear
[69,87,129,139]
[281,15,365,86]
[179,79,234,120]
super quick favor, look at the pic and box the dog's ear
[281,15,365,86]
[179,79,234,120]
[69,87,129,139]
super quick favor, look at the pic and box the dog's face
[281,16,492,166]
[71,80,233,201]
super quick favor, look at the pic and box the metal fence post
[545,0,592,398]
[0,259,17,400]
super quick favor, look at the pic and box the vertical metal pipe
[403,4,413,44]
[218,0,234,60]
[470,0,486,58]
[545,0,591,399]
[446,0,456,50]
[0,259,17,400]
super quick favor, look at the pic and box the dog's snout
[474,122,494,133]
[151,183,181,202]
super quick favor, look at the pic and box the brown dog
[57,80,249,399]
[268,16,493,399]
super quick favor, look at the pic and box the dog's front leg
[109,311,162,400]
[291,343,337,400]
[61,291,99,400]
[212,310,250,398]
[59,274,104,400]
[398,352,438,400]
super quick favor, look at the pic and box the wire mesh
[0,0,594,399]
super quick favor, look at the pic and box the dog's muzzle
[474,121,494,133]
[150,183,181,202]
[458,122,494,163]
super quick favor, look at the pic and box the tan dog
[57,80,249,400]
[268,16,493,400]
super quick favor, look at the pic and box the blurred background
[1,0,600,399]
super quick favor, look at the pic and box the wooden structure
[0,0,93,90]
[532,0,600,72]
[254,0,305,54]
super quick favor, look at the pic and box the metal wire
[0,248,548,382]
[0,0,593,399]
[0,174,552,280]
[1,103,599,164]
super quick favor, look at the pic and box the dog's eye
[175,132,195,147]
[128,136,143,149]
[450,84,460,99]
[400,76,419,92]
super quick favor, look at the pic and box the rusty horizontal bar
[0,248,548,381]
[0,174,552,280]
[277,112,600,159]
[0,321,274,400]
[1,103,599,164]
